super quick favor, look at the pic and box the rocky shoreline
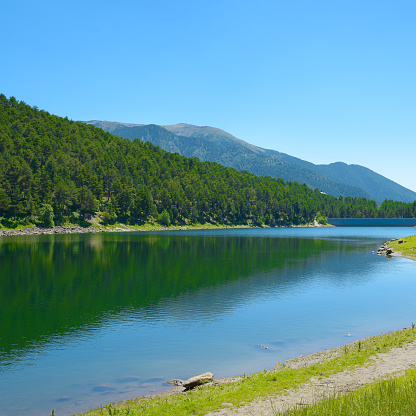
[0,222,328,238]
[377,239,397,256]
[0,225,98,237]
[0,224,242,237]
[377,237,410,258]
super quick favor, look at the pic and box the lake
[1,227,416,416]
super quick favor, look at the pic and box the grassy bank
[90,221,252,232]
[389,235,416,260]
[75,327,416,416]
[283,366,416,415]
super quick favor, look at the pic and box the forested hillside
[165,124,416,203]
[89,121,375,201]
[1,95,415,229]
[88,121,416,203]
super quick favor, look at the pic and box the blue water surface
[0,227,415,415]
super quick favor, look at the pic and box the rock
[166,379,184,386]
[182,372,214,389]
[167,372,214,389]
[275,361,284,370]
[376,240,397,257]
[0,225,97,238]
[398,239,403,244]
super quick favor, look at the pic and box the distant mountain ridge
[85,121,416,203]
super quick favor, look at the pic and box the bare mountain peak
[84,120,145,133]
[162,123,266,154]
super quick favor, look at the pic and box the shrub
[160,209,171,227]
[39,204,55,228]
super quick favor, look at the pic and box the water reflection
[1,232,362,364]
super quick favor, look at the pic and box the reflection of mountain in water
[0,233,376,364]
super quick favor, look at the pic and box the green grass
[83,220,252,232]
[282,366,416,416]
[0,223,35,231]
[389,235,416,260]
[75,327,416,416]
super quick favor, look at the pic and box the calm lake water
[1,227,416,416]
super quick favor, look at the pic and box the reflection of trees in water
[0,233,357,360]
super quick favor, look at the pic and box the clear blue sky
[2,0,416,192]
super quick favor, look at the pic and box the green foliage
[1,94,414,227]
[316,211,328,225]
[159,209,171,226]
[90,121,416,204]
[101,207,117,225]
[378,199,416,218]
[88,122,372,201]
[39,203,54,227]
[78,186,98,219]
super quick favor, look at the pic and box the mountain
[4,93,394,229]
[260,150,416,204]
[86,121,416,203]
[2,94,415,228]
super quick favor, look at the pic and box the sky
[2,0,416,191]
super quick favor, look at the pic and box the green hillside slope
[88,121,375,201]
[90,121,416,203]
[166,123,416,203]
[2,94,394,228]
[264,150,416,203]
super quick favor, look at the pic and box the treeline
[378,199,416,218]
[0,94,414,228]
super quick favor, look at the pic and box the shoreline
[0,221,328,238]
[78,327,416,415]
[105,332,392,402]
[378,236,416,261]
